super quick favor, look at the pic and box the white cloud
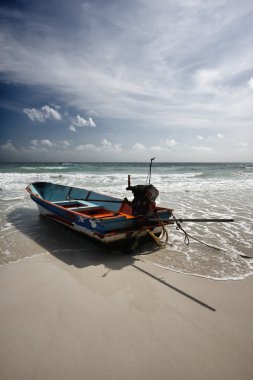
[88,117,96,127]
[149,138,178,152]
[23,108,45,122]
[247,77,253,89]
[76,139,121,153]
[164,138,178,147]
[73,115,89,127]
[197,135,204,140]
[23,105,61,122]
[70,115,96,131]
[30,140,39,146]
[41,105,61,121]
[132,143,147,151]
[216,133,224,139]
[59,140,71,147]
[31,139,55,148]
[40,139,55,147]
[0,140,17,152]
[76,143,98,151]
[100,139,121,153]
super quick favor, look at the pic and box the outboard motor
[126,184,159,217]
[126,157,159,217]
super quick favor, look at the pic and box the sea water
[0,162,252,280]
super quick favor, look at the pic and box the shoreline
[1,251,253,380]
[2,207,252,280]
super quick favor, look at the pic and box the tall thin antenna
[146,157,155,185]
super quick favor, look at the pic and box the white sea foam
[1,171,253,193]
[0,252,49,267]
[1,196,26,201]
[20,166,65,170]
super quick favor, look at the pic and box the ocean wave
[0,170,253,193]
[0,196,25,202]
[38,166,66,170]
[20,166,67,171]
[20,167,37,170]
[50,174,63,179]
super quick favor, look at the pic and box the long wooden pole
[150,218,234,223]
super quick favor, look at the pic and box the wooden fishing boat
[26,181,174,246]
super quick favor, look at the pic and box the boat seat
[70,206,102,211]
[54,200,99,209]
[70,200,98,208]
[53,201,71,204]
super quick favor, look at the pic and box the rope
[130,214,170,250]
[172,213,190,245]
[172,213,223,251]
[147,213,169,247]
[160,220,169,245]
[128,212,223,252]
[130,230,143,250]
[147,230,163,247]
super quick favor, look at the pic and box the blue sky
[0,0,252,162]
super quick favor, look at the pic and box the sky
[0,0,253,162]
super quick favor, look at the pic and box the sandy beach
[1,238,253,380]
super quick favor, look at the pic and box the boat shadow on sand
[7,207,216,312]
[7,207,139,270]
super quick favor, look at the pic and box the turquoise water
[1,161,252,175]
[0,162,253,279]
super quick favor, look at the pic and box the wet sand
[1,243,253,380]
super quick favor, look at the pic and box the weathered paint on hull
[37,203,163,244]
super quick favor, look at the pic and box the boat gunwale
[26,184,173,224]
